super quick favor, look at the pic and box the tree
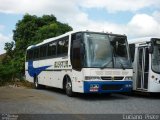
[4,41,14,58]
[2,14,73,80]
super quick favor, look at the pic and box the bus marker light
[125,84,132,88]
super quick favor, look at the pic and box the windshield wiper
[113,56,126,70]
[118,60,125,70]
[101,59,112,69]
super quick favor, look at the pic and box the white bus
[129,37,160,93]
[25,30,133,96]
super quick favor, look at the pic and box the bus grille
[101,84,123,90]
[101,77,124,80]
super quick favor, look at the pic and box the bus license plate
[90,84,99,92]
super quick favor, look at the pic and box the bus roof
[129,36,160,44]
[27,30,126,50]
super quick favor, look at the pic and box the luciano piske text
[123,114,159,120]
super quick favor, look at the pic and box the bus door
[137,46,149,90]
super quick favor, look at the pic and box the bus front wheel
[65,77,74,97]
[34,76,45,89]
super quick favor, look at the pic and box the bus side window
[28,50,33,60]
[26,50,29,61]
[57,36,69,56]
[129,44,135,62]
[71,33,82,71]
[63,37,69,54]
[48,41,57,57]
[33,48,39,59]
[40,45,47,58]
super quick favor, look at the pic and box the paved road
[0,86,160,115]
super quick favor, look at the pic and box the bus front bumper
[83,81,132,93]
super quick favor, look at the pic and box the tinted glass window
[40,45,47,57]
[57,36,69,56]
[48,42,57,56]
[33,48,39,59]
[28,50,33,60]
[26,51,29,60]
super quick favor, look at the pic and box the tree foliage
[4,41,14,58]
[0,14,73,80]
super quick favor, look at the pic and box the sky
[0,0,160,54]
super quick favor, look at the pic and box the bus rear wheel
[65,77,74,97]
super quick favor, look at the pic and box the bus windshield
[109,35,131,69]
[152,41,160,73]
[83,33,132,69]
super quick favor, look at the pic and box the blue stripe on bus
[28,60,51,77]
[83,81,132,93]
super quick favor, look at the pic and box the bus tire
[34,76,39,89]
[34,76,45,89]
[65,77,74,97]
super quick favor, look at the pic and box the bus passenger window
[28,50,33,60]
[48,42,56,57]
[57,36,69,56]
[26,51,29,61]
[40,45,47,58]
[63,37,69,54]
[33,48,39,59]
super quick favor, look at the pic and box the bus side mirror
[149,45,153,54]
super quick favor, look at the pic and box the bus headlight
[124,76,132,80]
[85,76,101,80]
